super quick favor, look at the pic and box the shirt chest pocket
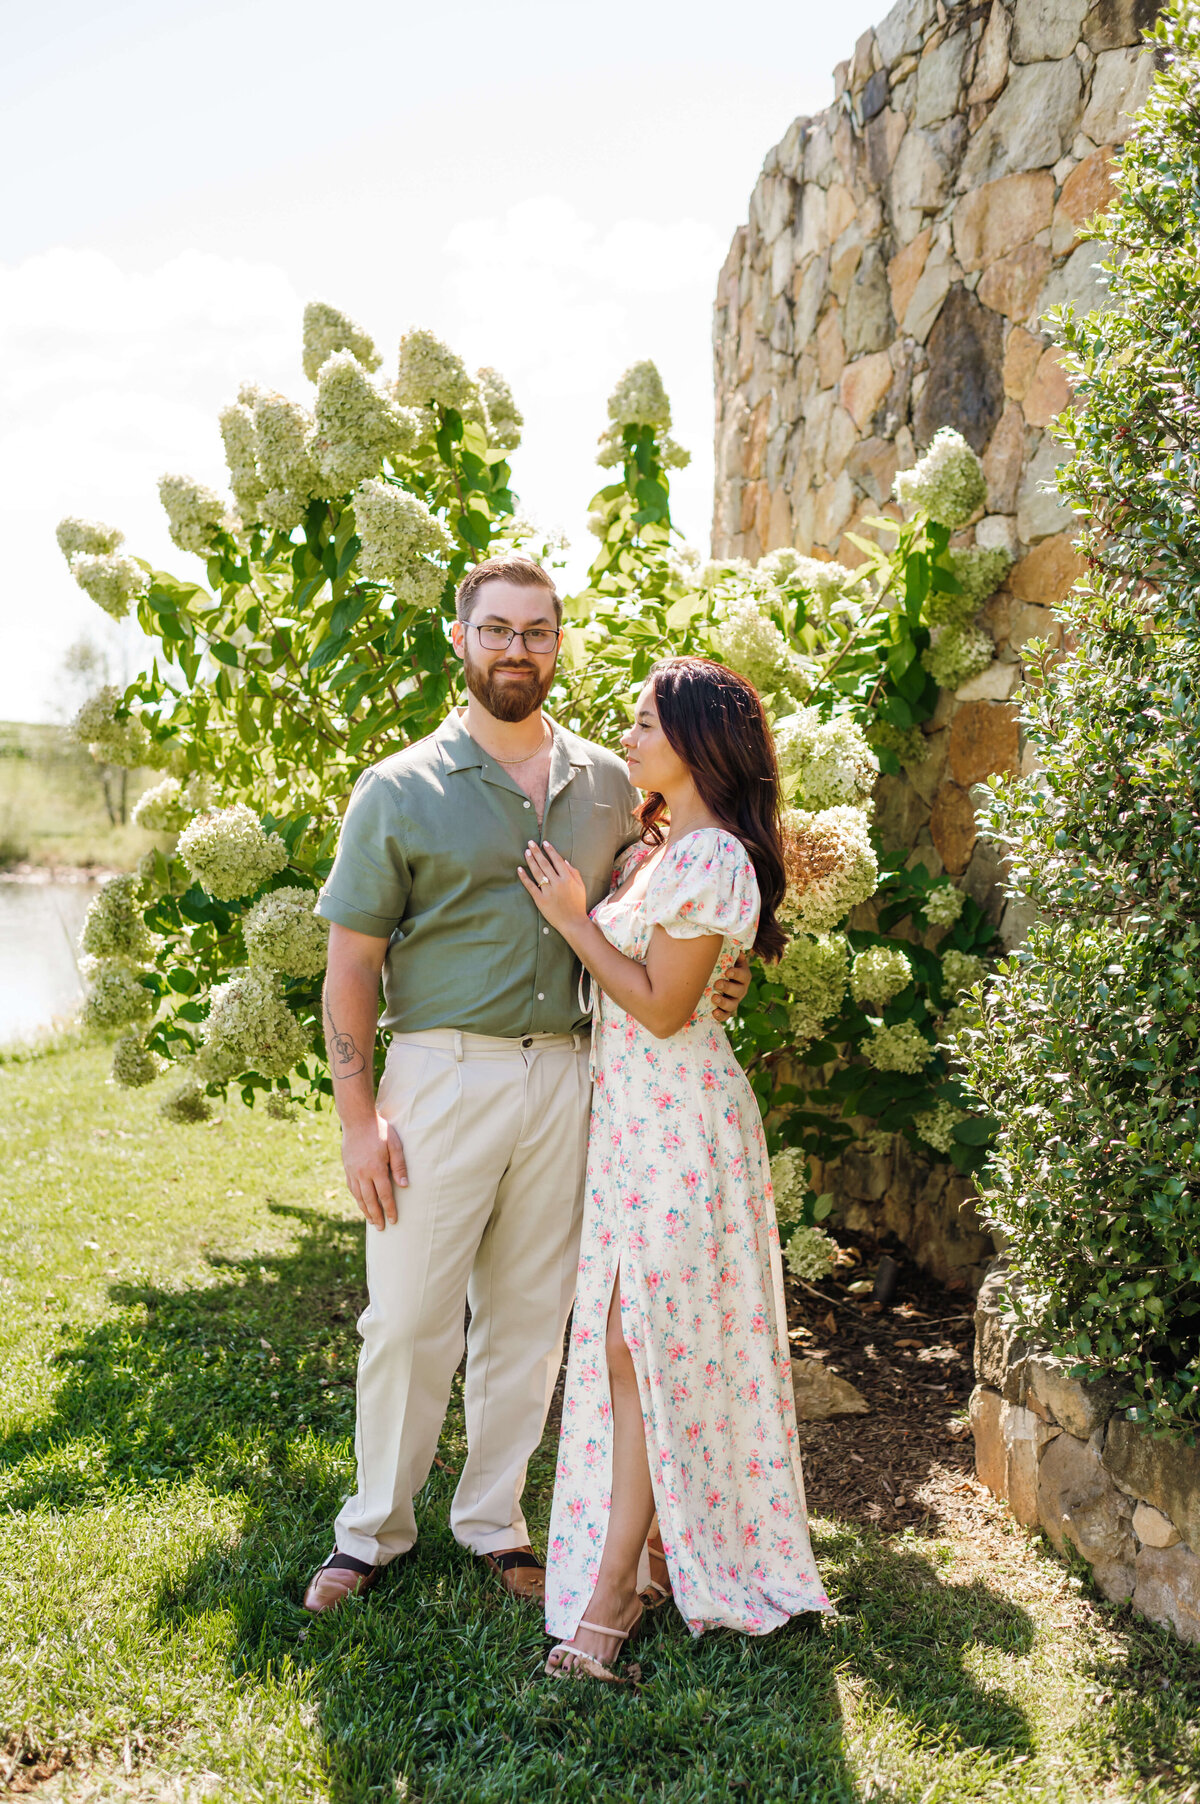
[565,797,624,909]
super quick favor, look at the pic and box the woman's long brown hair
[637,656,788,962]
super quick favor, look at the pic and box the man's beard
[462,647,556,723]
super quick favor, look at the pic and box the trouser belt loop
[453,1030,463,1062]
[571,1032,582,1051]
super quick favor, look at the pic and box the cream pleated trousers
[334,1028,591,1565]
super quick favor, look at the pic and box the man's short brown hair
[455,556,561,624]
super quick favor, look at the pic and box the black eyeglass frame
[464,621,563,654]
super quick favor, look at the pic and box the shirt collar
[436,708,593,774]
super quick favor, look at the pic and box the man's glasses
[467,622,561,654]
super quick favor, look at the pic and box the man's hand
[342,1113,408,1230]
[712,950,752,1025]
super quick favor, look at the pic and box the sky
[2,0,886,722]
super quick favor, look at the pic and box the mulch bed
[783,1229,980,1535]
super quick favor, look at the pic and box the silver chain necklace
[489,724,551,766]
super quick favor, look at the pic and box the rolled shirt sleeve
[316,770,411,939]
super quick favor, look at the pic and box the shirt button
[523,800,531,809]
[542,927,549,935]
[537,992,545,1001]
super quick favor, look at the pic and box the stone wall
[972,1262,1200,1641]
[712,0,1159,1289]
[712,0,1158,922]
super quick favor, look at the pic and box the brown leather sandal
[479,1546,546,1600]
[302,1550,381,1614]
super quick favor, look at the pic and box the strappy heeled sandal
[545,1606,644,1683]
[639,1530,673,1611]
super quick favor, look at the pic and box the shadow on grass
[2,1204,1041,1802]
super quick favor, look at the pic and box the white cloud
[1,213,727,721]
[0,248,303,721]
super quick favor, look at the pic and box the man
[303,556,749,1612]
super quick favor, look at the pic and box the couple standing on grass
[303,554,831,1680]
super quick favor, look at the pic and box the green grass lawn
[4,1040,1200,1802]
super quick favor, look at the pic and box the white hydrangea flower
[867,720,931,767]
[595,425,626,468]
[928,547,1013,627]
[780,805,878,935]
[247,391,322,531]
[177,803,289,901]
[242,886,329,979]
[81,959,154,1029]
[218,399,268,526]
[660,432,691,469]
[698,557,752,589]
[941,949,986,997]
[302,301,381,383]
[111,1028,164,1089]
[863,1017,934,1073]
[893,428,987,528]
[354,479,454,596]
[79,873,157,963]
[476,366,523,451]
[850,944,913,1006]
[131,776,190,833]
[393,560,448,610]
[159,1073,212,1123]
[912,1100,967,1154]
[199,967,309,1080]
[784,1224,837,1282]
[70,551,148,621]
[311,351,415,492]
[585,509,609,539]
[776,932,849,1044]
[70,688,152,768]
[769,1145,810,1230]
[56,516,124,562]
[774,708,878,812]
[607,360,672,429]
[265,1089,298,1121]
[395,328,476,411]
[857,1127,896,1156]
[923,882,965,926]
[772,552,864,622]
[711,590,809,700]
[158,474,228,557]
[922,623,994,692]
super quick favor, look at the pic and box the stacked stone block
[713,0,1158,920]
[972,1262,1200,1641]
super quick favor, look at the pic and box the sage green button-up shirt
[316,709,640,1037]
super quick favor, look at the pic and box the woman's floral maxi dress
[544,828,831,1639]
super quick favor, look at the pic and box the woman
[517,656,831,1682]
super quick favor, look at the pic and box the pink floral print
[544,828,831,1640]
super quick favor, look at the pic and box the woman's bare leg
[548,1273,655,1671]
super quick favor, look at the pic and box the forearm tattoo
[324,995,366,1078]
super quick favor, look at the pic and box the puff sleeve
[644,829,760,948]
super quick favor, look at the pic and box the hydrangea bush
[59,301,523,1115]
[955,0,1200,1434]
[62,302,1001,1195]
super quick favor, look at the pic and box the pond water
[0,880,97,1043]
